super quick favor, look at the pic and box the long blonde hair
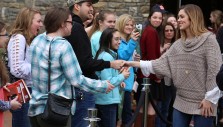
[116,14,135,41]
[10,7,41,45]
[179,4,208,40]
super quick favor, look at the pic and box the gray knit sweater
[152,32,222,116]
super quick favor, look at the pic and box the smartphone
[135,24,142,35]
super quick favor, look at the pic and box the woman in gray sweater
[126,4,222,127]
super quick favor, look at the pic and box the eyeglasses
[65,21,73,25]
[165,29,174,32]
[0,33,9,37]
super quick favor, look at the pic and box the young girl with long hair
[7,7,43,127]
[89,10,116,57]
[115,14,140,127]
[95,28,130,127]
[135,7,163,127]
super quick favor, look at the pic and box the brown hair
[44,7,70,33]
[210,10,223,34]
[144,9,163,39]
[160,22,176,47]
[0,22,6,33]
[0,60,9,86]
[0,21,9,86]
[10,7,41,45]
[88,10,115,38]
[162,13,176,27]
[179,4,208,40]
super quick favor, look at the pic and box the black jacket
[66,14,110,79]
[216,64,223,91]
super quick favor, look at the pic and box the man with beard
[66,0,125,127]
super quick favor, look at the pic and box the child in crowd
[95,28,130,127]
[89,10,116,57]
[7,7,43,127]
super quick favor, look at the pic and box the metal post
[84,108,100,127]
[178,0,182,9]
[142,78,150,127]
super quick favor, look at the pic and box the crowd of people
[0,0,223,127]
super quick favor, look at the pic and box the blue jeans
[96,104,118,127]
[156,85,176,127]
[10,88,32,127]
[173,108,214,127]
[121,91,132,124]
[71,89,95,127]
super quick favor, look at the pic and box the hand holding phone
[131,30,140,41]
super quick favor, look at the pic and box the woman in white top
[7,7,43,127]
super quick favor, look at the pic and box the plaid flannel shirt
[28,33,108,116]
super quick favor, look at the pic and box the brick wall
[0,0,150,25]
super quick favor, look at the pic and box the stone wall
[0,0,150,25]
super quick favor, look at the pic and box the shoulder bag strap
[47,39,74,99]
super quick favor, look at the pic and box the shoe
[189,120,194,127]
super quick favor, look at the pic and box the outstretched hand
[111,60,125,70]
[123,61,136,67]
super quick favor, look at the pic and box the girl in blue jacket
[95,28,130,127]
[115,14,140,126]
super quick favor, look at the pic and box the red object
[137,25,161,80]
[3,79,31,103]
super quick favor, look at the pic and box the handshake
[106,59,151,93]
[110,52,141,70]
[105,52,154,93]
[110,59,152,77]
